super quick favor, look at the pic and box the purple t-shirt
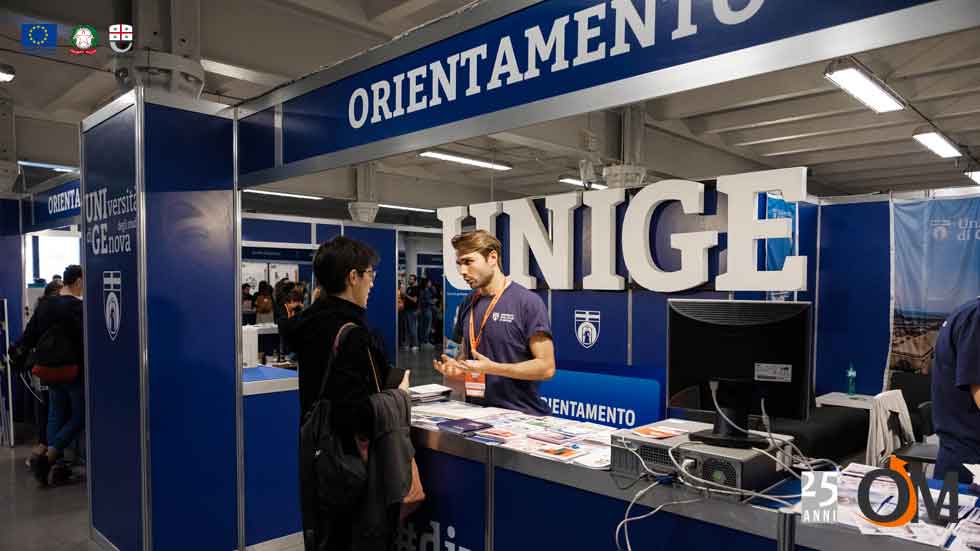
[454,281,552,415]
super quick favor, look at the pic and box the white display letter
[438,206,471,290]
[502,193,582,290]
[469,201,502,236]
[715,167,807,292]
[429,55,459,108]
[672,0,698,39]
[459,44,488,97]
[610,0,655,57]
[524,16,570,79]
[406,66,428,114]
[370,80,393,124]
[573,4,607,67]
[712,0,765,25]
[583,188,627,291]
[487,36,526,91]
[622,180,718,293]
[348,88,369,129]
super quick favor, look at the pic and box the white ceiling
[2,2,978,204]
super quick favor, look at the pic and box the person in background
[283,236,411,549]
[397,280,407,349]
[17,280,64,472]
[932,297,980,482]
[51,275,62,284]
[255,280,273,301]
[403,274,420,351]
[242,284,254,308]
[274,280,297,323]
[433,230,555,416]
[255,292,275,324]
[18,265,85,486]
[418,278,435,348]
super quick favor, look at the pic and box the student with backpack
[17,265,85,486]
[282,236,420,551]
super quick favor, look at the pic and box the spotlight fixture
[824,59,904,113]
[242,189,323,200]
[560,177,608,190]
[419,151,512,171]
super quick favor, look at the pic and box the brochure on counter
[411,400,614,470]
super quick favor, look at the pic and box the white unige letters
[582,189,627,291]
[437,206,470,290]
[503,193,582,290]
[715,167,807,292]
[713,0,765,25]
[622,180,718,292]
[469,201,503,236]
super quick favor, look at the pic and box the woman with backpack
[282,236,419,551]
[17,265,85,487]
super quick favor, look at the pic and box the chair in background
[889,370,938,464]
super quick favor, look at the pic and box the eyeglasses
[357,268,378,280]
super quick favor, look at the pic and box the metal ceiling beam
[365,0,442,24]
[778,141,927,167]
[686,92,862,134]
[820,161,966,184]
[254,0,394,40]
[811,151,960,175]
[200,58,291,87]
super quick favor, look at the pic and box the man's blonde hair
[451,230,502,259]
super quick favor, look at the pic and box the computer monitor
[667,299,813,449]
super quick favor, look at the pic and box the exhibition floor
[0,445,96,551]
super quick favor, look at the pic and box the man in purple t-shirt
[433,230,555,415]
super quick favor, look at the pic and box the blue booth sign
[539,369,662,428]
[238,0,979,182]
[28,179,81,231]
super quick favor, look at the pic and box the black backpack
[300,322,367,550]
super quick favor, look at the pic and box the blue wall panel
[551,290,628,368]
[83,105,142,551]
[344,226,397,364]
[316,222,340,244]
[144,102,236,551]
[408,449,485,551]
[0,199,23,341]
[798,202,819,304]
[244,391,301,545]
[238,107,276,176]
[242,218,311,244]
[816,201,891,396]
[494,468,811,551]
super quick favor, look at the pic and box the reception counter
[241,386,969,551]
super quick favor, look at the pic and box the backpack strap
[316,322,360,400]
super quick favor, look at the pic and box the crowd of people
[397,274,442,351]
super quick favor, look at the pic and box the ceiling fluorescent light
[18,160,77,172]
[966,171,980,185]
[913,131,962,158]
[0,63,14,83]
[419,151,511,171]
[560,177,608,190]
[243,189,323,200]
[379,203,436,213]
[824,63,903,113]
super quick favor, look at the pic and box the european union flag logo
[22,23,57,49]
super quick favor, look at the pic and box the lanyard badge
[465,280,510,398]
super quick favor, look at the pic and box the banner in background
[766,193,796,302]
[443,280,469,356]
[892,198,980,374]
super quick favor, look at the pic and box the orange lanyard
[468,279,510,358]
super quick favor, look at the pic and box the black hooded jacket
[281,295,403,448]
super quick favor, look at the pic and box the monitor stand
[689,380,770,450]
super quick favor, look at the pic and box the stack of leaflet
[437,418,493,435]
[408,384,453,404]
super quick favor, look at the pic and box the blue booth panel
[244,389,302,546]
[316,223,340,244]
[0,199,23,341]
[344,226,398,364]
[238,107,276,176]
[494,468,812,551]
[243,217,312,244]
[817,201,891,396]
[405,449,486,551]
[551,290,628,368]
[143,102,237,551]
[83,104,143,551]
